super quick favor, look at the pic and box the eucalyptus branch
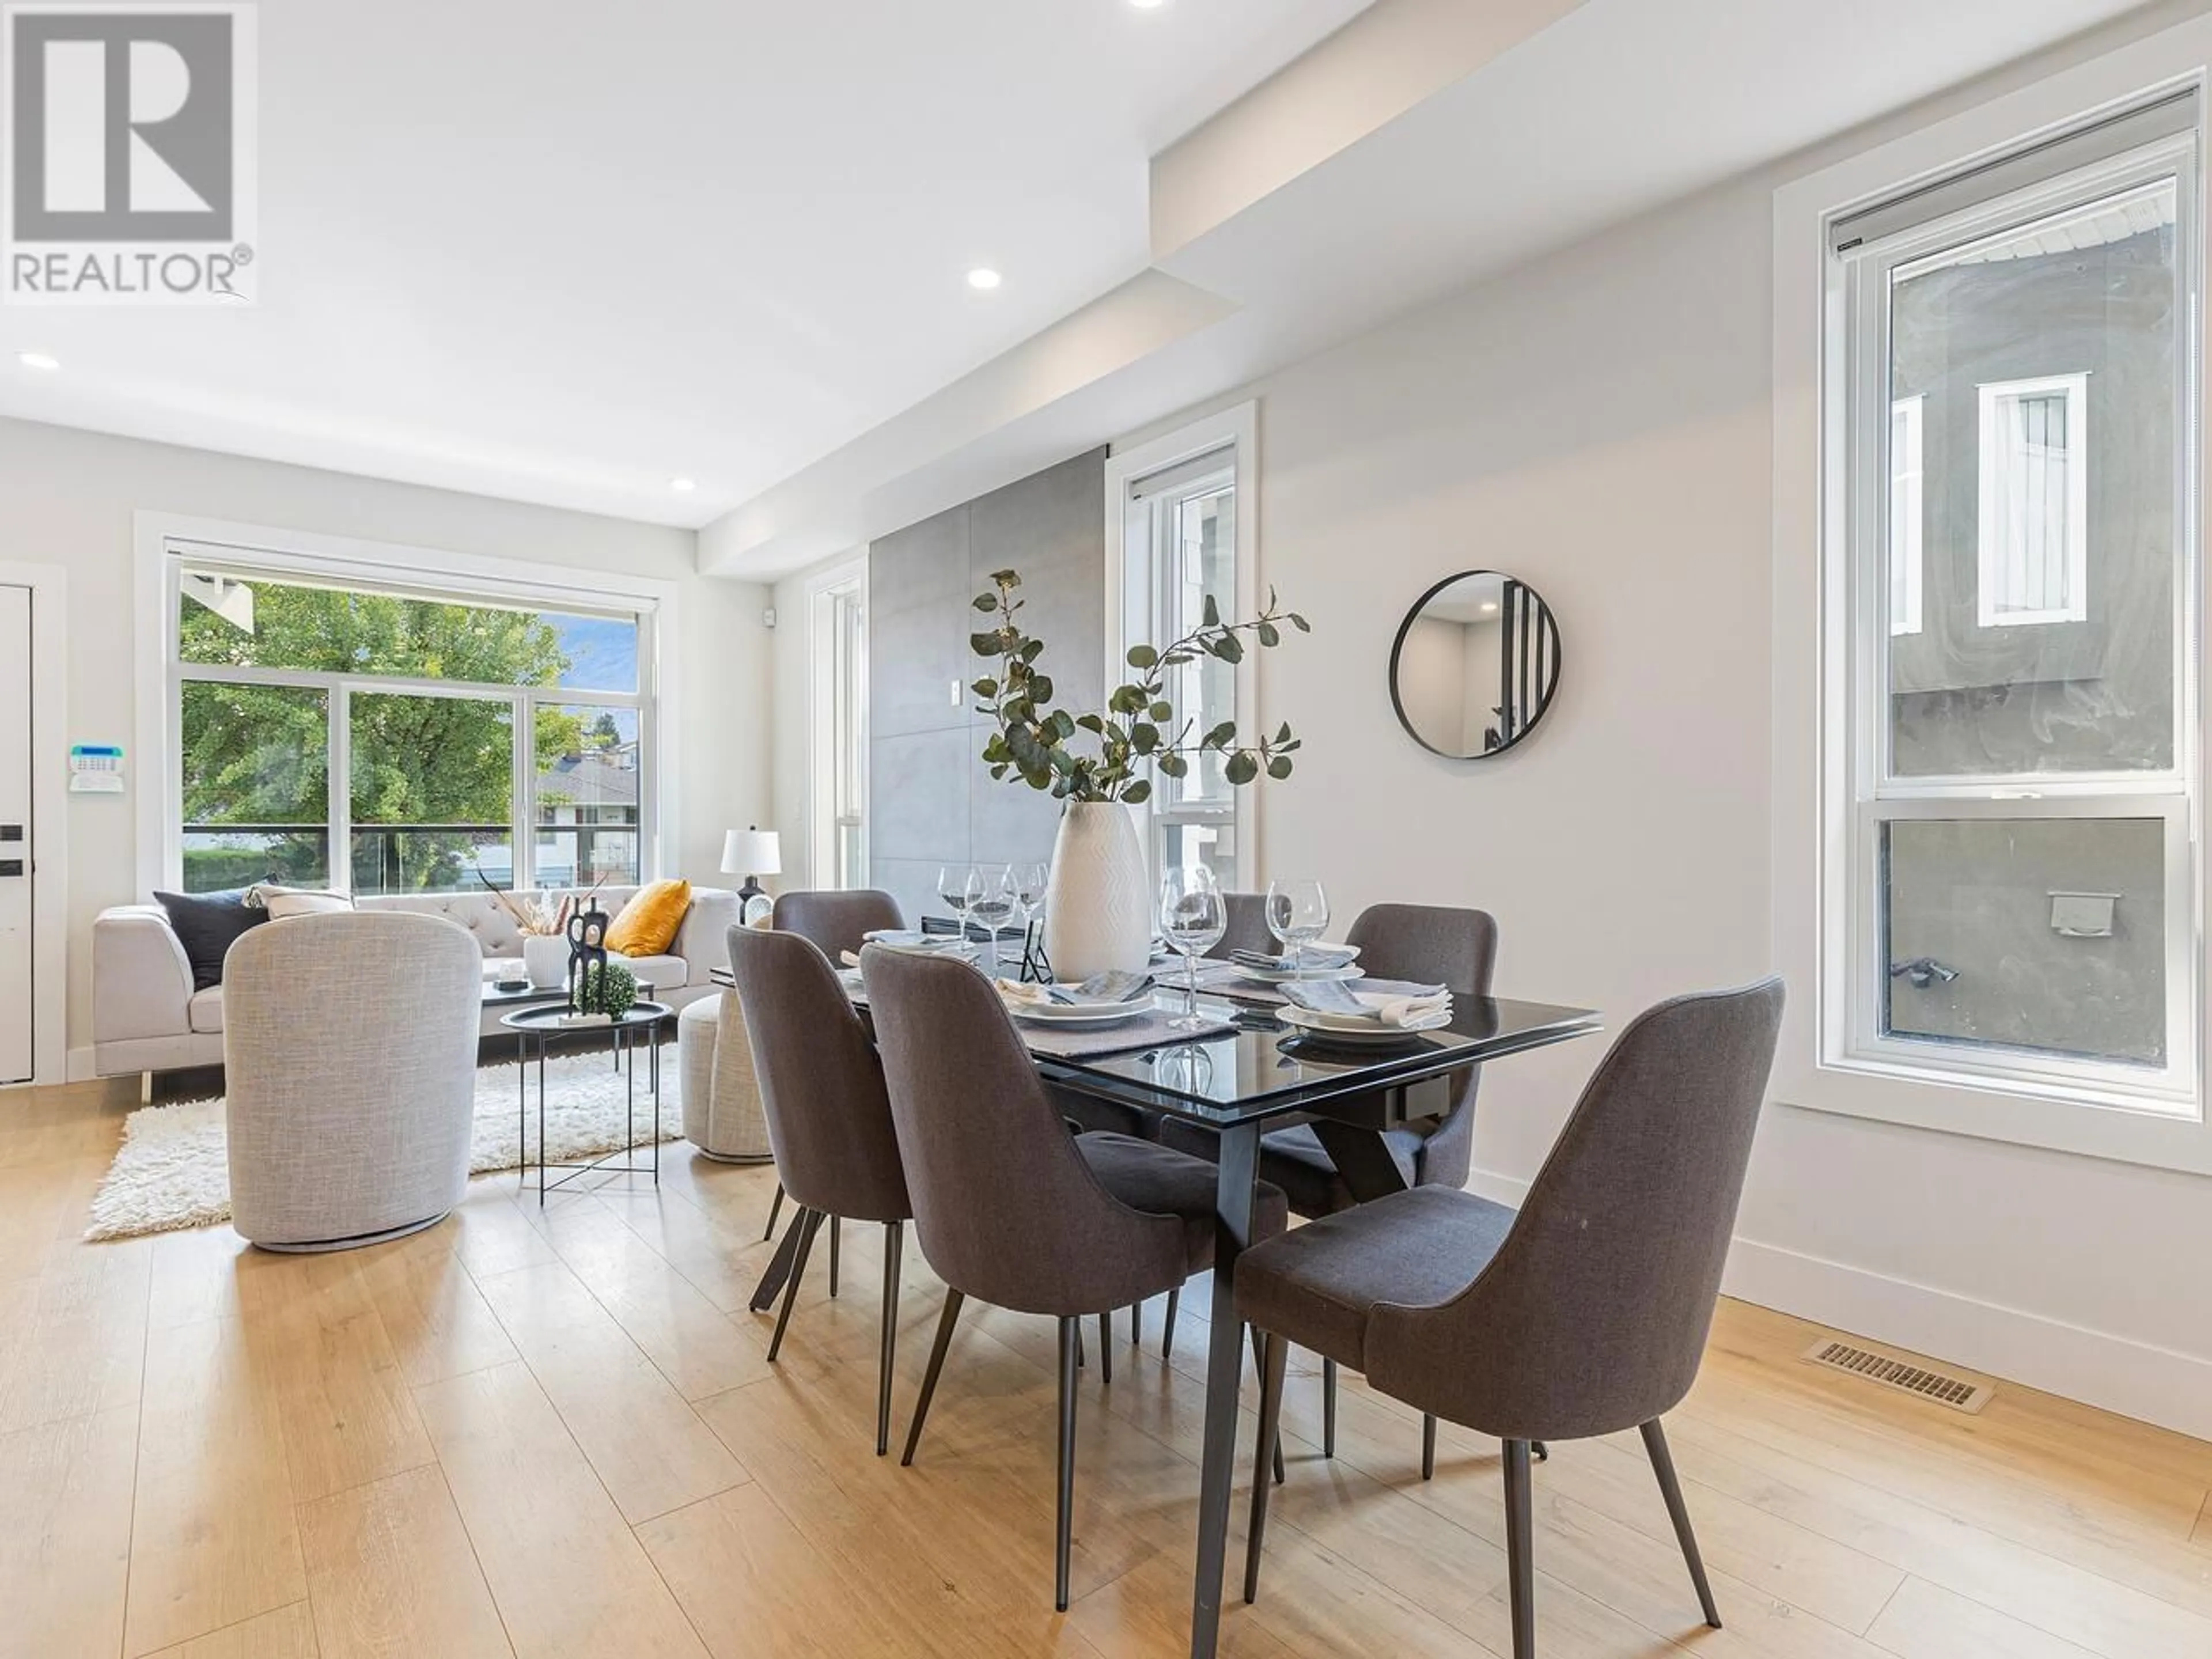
[969,568,1307,805]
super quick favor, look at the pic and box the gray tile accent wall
[869,448,1106,923]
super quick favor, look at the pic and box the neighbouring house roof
[540,748,639,811]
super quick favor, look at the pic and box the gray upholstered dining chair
[726,923,915,1455]
[1236,978,1785,1658]
[756,887,907,1259]
[861,945,1290,1611]
[1162,901,1499,1469]
[772,888,904,959]
[225,911,480,1252]
[1207,891,1277,961]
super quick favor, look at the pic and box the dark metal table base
[513,1017,663,1205]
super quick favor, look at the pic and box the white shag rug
[85,1052,685,1241]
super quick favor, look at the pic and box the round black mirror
[1389,571,1562,759]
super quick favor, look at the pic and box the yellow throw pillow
[604,878,692,957]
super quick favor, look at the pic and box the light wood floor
[6,1075,2211,1659]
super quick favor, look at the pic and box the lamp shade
[721,828,782,876]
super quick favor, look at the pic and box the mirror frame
[1387,570,1563,760]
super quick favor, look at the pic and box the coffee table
[499,1001,671,1203]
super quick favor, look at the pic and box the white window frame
[1889,394,1925,637]
[804,554,868,890]
[1976,371,2091,627]
[1772,22,2212,1177]
[1103,403,1260,892]
[134,513,676,900]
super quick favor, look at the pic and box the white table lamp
[721,827,781,905]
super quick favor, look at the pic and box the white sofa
[93,884,741,1077]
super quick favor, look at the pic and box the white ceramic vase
[522,933,571,991]
[1043,801,1152,982]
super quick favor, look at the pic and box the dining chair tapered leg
[900,1288,965,1467]
[1161,1286,1180,1359]
[1098,1312,1113,1384]
[1243,1330,1288,1604]
[1641,1418,1721,1628]
[767,1209,822,1363]
[762,1181,784,1243]
[1130,1302,1141,1345]
[875,1221,903,1456]
[1246,1326,1284,1483]
[1503,1438,1536,1657]
[1321,1357,1337,1457]
[1055,1315,1081,1612]
[828,1213,841,1298]
[1422,1413,1437,1480]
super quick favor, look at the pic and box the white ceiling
[0,0,2172,556]
[0,0,1370,525]
[704,0,2168,576]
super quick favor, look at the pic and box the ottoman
[678,991,772,1162]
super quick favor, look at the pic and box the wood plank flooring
[4,1074,2210,1659]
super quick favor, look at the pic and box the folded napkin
[1282,980,1452,1027]
[995,971,1154,1008]
[1230,944,1360,973]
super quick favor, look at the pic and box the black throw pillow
[153,891,269,992]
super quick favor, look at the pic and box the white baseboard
[1468,1168,2212,1442]
[67,1046,99,1084]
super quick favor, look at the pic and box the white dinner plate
[1237,961,1365,987]
[1006,998,1150,1028]
[1278,1005,1453,1044]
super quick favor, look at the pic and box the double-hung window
[162,541,656,896]
[1108,407,1257,891]
[1825,93,2200,1117]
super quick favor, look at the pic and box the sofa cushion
[611,953,685,996]
[188,986,225,1034]
[247,882,357,919]
[154,891,268,991]
[605,879,691,957]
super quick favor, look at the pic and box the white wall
[0,416,771,1072]
[1208,137,2212,1437]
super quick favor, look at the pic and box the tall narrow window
[1889,395,1925,636]
[808,567,868,889]
[1824,97,2198,1114]
[1978,373,2089,626]
[1113,419,1251,892]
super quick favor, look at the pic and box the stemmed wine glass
[1265,877,1330,974]
[968,866,1017,976]
[1160,865,1228,1029]
[937,864,974,946]
[1008,861,1049,975]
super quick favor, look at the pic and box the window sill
[1774,1051,2212,1175]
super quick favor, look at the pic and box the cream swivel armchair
[224,911,482,1252]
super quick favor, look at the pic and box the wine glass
[1008,861,1049,976]
[937,864,973,942]
[968,866,1017,977]
[1265,878,1330,972]
[1160,865,1228,1029]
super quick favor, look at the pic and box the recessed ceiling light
[1130,0,1169,9]
[670,477,696,493]
[1480,602,1498,612]
[967,267,1002,291]
[18,351,59,371]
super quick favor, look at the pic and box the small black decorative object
[566,903,612,1017]
[1388,570,1562,759]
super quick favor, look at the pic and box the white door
[0,586,31,1084]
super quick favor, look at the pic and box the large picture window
[1824,96,2199,1115]
[166,550,654,896]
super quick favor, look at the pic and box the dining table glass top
[1035,994,1602,1126]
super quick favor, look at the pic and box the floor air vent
[1800,1336,1995,1414]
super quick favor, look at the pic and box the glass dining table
[740,971,1601,1659]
